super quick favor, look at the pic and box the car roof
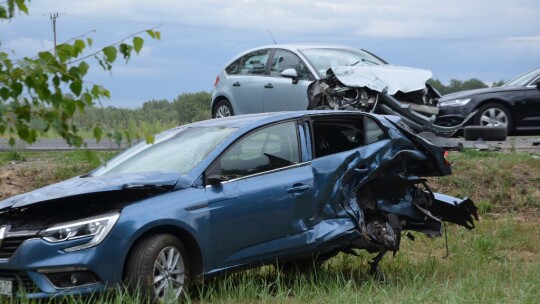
[185,110,376,130]
[237,43,357,54]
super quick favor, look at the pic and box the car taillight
[443,150,451,166]
[213,75,220,86]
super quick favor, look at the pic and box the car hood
[328,65,432,95]
[439,86,518,101]
[0,171,187,210]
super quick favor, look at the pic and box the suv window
[209,122,300,181]
[239,49,270,75]
[270,49,311,80]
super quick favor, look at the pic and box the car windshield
[92,126,237,176]
[300,48,386,77]
[503,68,540,87]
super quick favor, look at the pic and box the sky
[1,0,539,108]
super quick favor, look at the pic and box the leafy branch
[0,0,161,148]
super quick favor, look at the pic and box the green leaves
[133,37,144,54]
[103,46,118,64]
[70,81,82,96]
[1,2,162,149]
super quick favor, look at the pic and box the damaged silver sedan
[0,111,477,301]
[212,44,470,137]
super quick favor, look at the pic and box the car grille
[0,269,38,293]
[0,235,31,259]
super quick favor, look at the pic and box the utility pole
[50,13,59,58]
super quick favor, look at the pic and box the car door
[205,121,315,268]
[522,77,540,128]
[262,49,314,112]
[225,49,271,114]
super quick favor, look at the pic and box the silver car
[211,44,388,118]
[211,44,472,137]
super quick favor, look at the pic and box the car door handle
[286,184,311,194]
[232,82,241,87]
[264,83,273,89]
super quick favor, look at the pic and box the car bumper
[0,233,126,299]
[435,104,476,127]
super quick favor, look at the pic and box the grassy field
[0,149,539,303]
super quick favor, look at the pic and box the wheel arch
[212,95,232,115]
[122,225,204,280]
[474,98,516,130]
[475,98,515,120]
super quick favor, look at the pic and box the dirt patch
[0,161,35,200]
[0,159,58,201]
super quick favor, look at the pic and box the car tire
[474,103,513,134]
[213,99,234,118]
[125,234,190,302]
[463,126,507,141]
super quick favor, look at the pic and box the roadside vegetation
[0,149,538,303]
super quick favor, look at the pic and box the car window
[365,117,388,144]
[270,49,311,80]
[239,49,270,75]
[503,67,540,87]
[210,122,300,181]
[311,116,389,158]
[225,57,242,75]
[312,118,364,158]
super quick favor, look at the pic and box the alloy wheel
[153,246,185,300]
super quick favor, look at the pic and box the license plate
[0,279,12,298]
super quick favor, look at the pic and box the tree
[0,0,160,147]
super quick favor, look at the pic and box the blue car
[0,111,477,301]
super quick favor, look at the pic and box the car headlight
[438,98,471,107]
[40,212,120,252]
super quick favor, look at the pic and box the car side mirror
[207,175,222,186]
[281,68,299,84]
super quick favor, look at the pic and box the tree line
[428,78,505,95]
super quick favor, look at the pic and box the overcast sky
[1,0,539,108]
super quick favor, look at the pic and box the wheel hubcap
[153,246,185,300]
[215,105,231,118]
[479,108,508,128]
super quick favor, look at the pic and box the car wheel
[125,234,190,302]
[474,103,513,134]
[463,126,507,141]
[213,99,234,118]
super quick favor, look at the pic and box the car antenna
[267,28,277,45]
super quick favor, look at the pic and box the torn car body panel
[308,66,474,137]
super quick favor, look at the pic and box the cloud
[3,37,54,58]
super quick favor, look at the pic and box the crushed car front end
[307,65,474,137]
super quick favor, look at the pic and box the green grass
[1,149,539,303]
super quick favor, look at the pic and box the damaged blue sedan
[0,111,477,301]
